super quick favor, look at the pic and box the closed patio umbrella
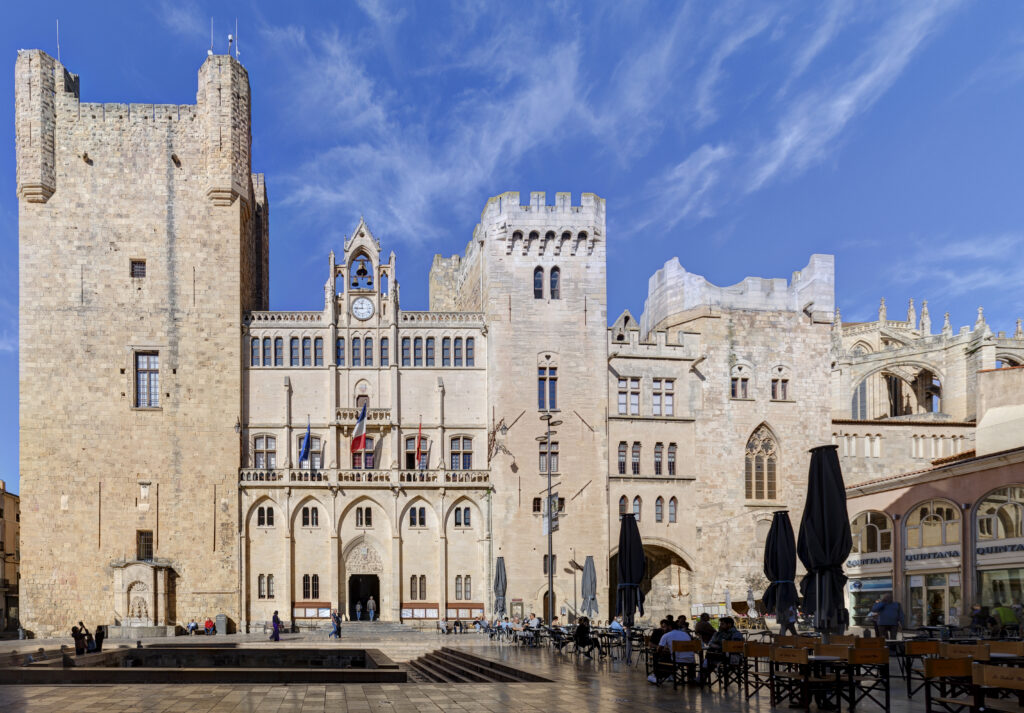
[616,514,646,661]
[493,556,507,618]
[762,510,799,625]
[797,445,853,637]
[580,556,598,618]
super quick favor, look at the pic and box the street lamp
[537,414,563,625]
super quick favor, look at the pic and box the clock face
[352,297,375,320]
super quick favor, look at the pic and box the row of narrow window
[249,336,477,368]
[617,442,677,475]
[617,378,674,416]
[618,495,678,523]
[730,376,790,400]
[257,574,275,599]
[453,575,472,600]
[252,435,474,471]
[533,266,561,299]
[409,575,428,600]
[255,503,470,530]
[302,574,320,600]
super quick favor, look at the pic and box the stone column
[329,532,340,613]
[239,532,249,631]
[438,489,448,618]
[392,490,402,621]
[284,377,293,468]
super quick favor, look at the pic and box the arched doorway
[344,538,385,621]
[349,575,380,621]
[609,544,692,623]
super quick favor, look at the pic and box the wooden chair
[814,643,853,660]
[907,640,943,698]
[706,640,745,691]
[941,643,991,661]
[831,634,858,645]
[972,661,1024,713]
[743,642,772,699]
[776,635,799,647]
[847,646,891,712]
[856,637,887,649]
[670,639,703,688]
[770,645,843,710]
[989,641,1024,657]
[924,657,975,713]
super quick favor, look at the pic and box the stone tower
[16,50,268,635]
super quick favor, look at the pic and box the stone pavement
[0,632,925,713]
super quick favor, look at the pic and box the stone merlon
[640,253,835,337]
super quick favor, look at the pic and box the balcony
[336,408,391,424]
[239,468,490,486]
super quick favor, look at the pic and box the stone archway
[344,540,384,620]
[609,544,693,623]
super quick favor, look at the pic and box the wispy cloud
[783,1,850,91]
[694,12,774,128]
[155,0,206,40]
[635,144,733,232]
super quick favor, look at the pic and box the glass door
[907,572,962,628]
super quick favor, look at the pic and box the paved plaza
[0,631,922,713]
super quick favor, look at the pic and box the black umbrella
[797,445,853,637]
[762,510,799,625]
[493,556,507,618]
[616,514,646,661]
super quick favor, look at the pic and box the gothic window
[534,267,544,299]
[312,337,322,366]
[380,337,389,367]
[450,437,472,470]
[419,575,427,600]
[337,337,345,366]
[633,496,641,521]
[462,506,471,527]
[538,367,557,409]
[442,337,451,366]
[356,508,362,527]
[414,337,423,366]
[731,365,750,399]
[976,487,1024,541]
[267,574,275,598]
[311,574,320,599]
[132,352,161,409]
[668,443,677,476]
[619,496,627,518]
[356,506,373,528]
[253,435,277,468]
[402,337,411,366]
[298,436,322,469]
[263,338,272,365]
[290,338,299,366]
[669,497,677,523]
[251,338,260,366]
[539,441,559,473]
[275,337,283,366]
[744,426,778,500]
[257,506,266,527]
[311,507,319,527]
[258,574,266,599]
[905,499,960,548]
[352,337,361,367]
[654,443,663,475]
[771,378,789,400]
[302,338,312,366]
[851,511,892,553]
[455,508,462,527]
[466,338,475,367]
[464,575,472,600]
[426,337,435,366]
[302,506,310,527]
[409,506,427,528]
[455,575,463,600]
[631,442,641,475]
[410,575,419,600]
[656,496,664,522]
[454,338,463,366]
[550,267,561,299]
[266,507,274,526]
[302,574,311,599]
[617,442,627,474]
[364,338,373,366]
[352,436,375,469]
[405,436,428,470]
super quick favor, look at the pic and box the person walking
[270,610,281,641]
[367,596,376,622]
[94,624,105,653]
[779,604,799,636]
[870,593,903,639]
[329,609,341,639]
[356,601,363,621]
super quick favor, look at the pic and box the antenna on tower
[56,19,60,63]
[228,32,233,56]
[209,18,214,56]
[235,18,240,59]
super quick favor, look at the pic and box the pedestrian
[329,609,341,639]
[870,593,903,639]
[367,595,376,622]
[356,601,363,621]
[779,604,799,636]
[71,625,86,656]
[94,624,105,652]
[270,610,281,641]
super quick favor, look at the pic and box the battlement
[640,254,835,336]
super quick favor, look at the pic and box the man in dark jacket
[870,594,902,639]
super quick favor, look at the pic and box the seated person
[693,613,715,645]
[650,620,695,684]
[204,617,215,635]
[438,618,449,634]
[453,619,464,634]
[609,616,625,636]
[676,615,689,632]
[705,616,744,675]
[527,613,541,628]
[186,619,199,635]
[573,616,602,658]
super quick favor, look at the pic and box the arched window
[745,426,778,500]
[455,575,463,600]
[310,507,319,527]
[654,443,663,475]
[356,508,363,527]
[364,506,372,527]
[414,337,423,366]
[253,436,276,468]
[851,511,892,553]
[251,338,260,366]
[263,338,271,365]
[257,506,266,527]
[352,436,375,469]
[266,507,274,527]
[302,337,312,366]
[669,497,677,523]
[463,506,471,527]
[401,337,411,366]
[352,337,361,367]
[633,496,642,521]
[631,442,641,475]
[534,266,544,299]
[380,337,389,366]
[290,337,299,366]
[905,499,960,548]
[258,574,266,599]
[364,337,373,366]
[267,574,275,598]
[426,337,435,366]
[410,574,419,600]
[419,575,427,600]
[617,442,627,474]
[450,436,472,470]
[668,443,677,476]
[418,507,426,527]
[274,337,283,366]
[455,508,462,527]
[314,337,324,366]
[656,496,664,522]
[409,506,426,528]
[302,574,311,600]
[550,267,560,299]
[454,338,463,366]
[619,496,627,518]
[466,337,475,367]
[442,337,451,366]
[977,487,1024,541]
[336,337,345,366]
[465,575,472,600]
[302,506,310,527]
[311,574,320,599]
[851,378,868,419]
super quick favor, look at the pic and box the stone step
[422,651,491,683]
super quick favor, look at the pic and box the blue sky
[3,1,1024,492]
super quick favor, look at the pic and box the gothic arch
[338,494,392,534]
[608,536,696,570]
[443,495,482,531]
[244,494,282,528]
[400,496,436,532]
[289,494,330,534]
[342,533,387,575]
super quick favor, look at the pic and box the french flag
[350,403,368,453]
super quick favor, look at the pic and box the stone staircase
[406,647,550,683]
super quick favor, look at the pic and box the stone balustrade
[239,468,490,486]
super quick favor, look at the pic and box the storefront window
[978,568,1024,609]
[851,511,892,553]
[977,486,1024,541]
[905,499,960,549]
[907,572,962,628]
[849,577,892,627]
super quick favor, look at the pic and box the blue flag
[299,419,311,465]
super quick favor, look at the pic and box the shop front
[846,510,895,628]
[974,485,1024,610]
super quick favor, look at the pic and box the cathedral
[16,49,1024,636]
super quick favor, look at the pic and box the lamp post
[538,414,562,625]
